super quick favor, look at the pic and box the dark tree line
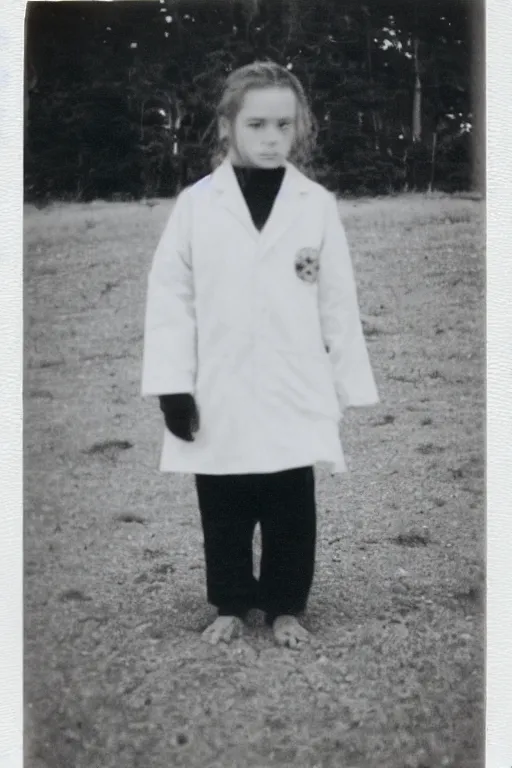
[24,0,483,201]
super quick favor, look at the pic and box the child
[141,61,379,649]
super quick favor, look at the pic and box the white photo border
[1,1,511,767]
[486,1,512,766]
[0,1,24,767]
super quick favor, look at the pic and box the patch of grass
[36,359,65,370]
[454,585,482,604]
[142,547,167,560]
[362,322,384,338]
[416,442,445,455]
[34,266,59,277]
[373,414,396,426]
[388,373,418,384]
[80,351,130,363]
[116,513,146,525]
[391,529,431,547]
[100,280,120,296]
[59,589,92,602]
[27,389,54,401]
[84,439,133,455]
[153,563,175,577]
[143,583,163,596]
[453,570,485,608]
[362,321,398,340]
[442,213,472,225]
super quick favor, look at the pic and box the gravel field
[24,193,485,768]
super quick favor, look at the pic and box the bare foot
[201,616,244,645]
[272,615,309,649]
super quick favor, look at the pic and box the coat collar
[210,158,312,250]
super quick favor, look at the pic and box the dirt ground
[24,193,485,768]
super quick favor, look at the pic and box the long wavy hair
[211,61,317,175]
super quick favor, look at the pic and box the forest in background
[24,0,484,201]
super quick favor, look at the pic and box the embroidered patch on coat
[295,247,320,284]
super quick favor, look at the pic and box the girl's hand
[159,393,199,442]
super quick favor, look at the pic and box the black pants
[195,466,316,625]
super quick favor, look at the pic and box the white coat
[141,158,379,475]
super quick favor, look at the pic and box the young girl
[141,61,379,649]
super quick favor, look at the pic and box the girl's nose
[264,128,280,145]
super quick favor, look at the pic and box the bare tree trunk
[470,0,485,196]
[402,147,409,193]
[428,130,437,192]
[363,5,380,152]
[372,113,380,151]
[245,0,260,15]
[412,38,422,143]
[285,0,301,42]
[240,0,259,38]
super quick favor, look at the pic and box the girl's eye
[248,122,263,129]
[279,122,292,130]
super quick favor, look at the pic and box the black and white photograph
[23,1,486,766]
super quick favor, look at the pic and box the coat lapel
[210,160,258,240]
[259,161,311,253]
[210,159,311,249]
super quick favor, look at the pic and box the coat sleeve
[141,189,197,396]
[318,193,379,410]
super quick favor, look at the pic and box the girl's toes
[274,629,290,648]
[272,616,309,648]
[286,630,307,649]
[221,617,242,643]
[202,616,243,645]
[201,624,218,645]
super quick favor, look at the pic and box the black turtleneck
[233,165,286,231]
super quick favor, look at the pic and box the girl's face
[226,87,297,168]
